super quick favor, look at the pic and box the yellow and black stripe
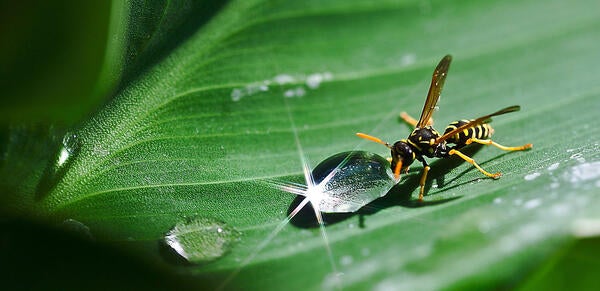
[442,120,494,146]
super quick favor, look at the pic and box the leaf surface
[31,0,600,289]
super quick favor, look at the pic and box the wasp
[357,55,532,201]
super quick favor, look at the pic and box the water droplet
[569,153,585,163]
[305,72,332,89]
[57,132,80,167]
[547,162,560,171]
[523,198,542,209]
[524,172,541,181]
[311,151,395,213]
[274,74,296,85]
[493,197,503,204]
[161,217,240,265]
[245,83,261,95]
[306,73,323,89]
[283,87,306,98]
[564,161,600,184]
[61,219,94,240]
[284,89,295,98]
[231,88,243,102]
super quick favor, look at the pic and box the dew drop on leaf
[61,218,94,240]
[56,132,80,168]
[311,151,395,213]
[161,217,240,265]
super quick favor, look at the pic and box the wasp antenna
[356,133,392,149]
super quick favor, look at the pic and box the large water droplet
[312,151,395,213]
[161,217,240,265]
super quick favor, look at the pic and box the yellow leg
[418,165,430,201]
[400,112,434,127]
[466,137,533,151]
[448,149,501,179]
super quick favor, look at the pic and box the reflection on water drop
[312,151,395,213]
[161,217,240,265]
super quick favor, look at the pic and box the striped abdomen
[443,120,494,146]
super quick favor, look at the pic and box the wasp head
[390,140,415,179]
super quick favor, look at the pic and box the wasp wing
[435,105,521,143]
[416,55,452,128]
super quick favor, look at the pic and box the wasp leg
[466,137,533,151]
[400,112,434,127]
[448,149,501,179]
[418,162,431,201]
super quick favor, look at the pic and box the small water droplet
[493,197,503,204]
[569,153,585,163]
[564,161,600,184]
[524,172,541,181]
[547,162,560,171]
[284,89,295,98]
[311,151,395,213]
[161,217,240,265]
[61,219,94,240]
[283,86,306,98]
[306,73,327,89]
[274,74,296,85]
[57,132,80,167]
[231,88,243,102]
[523,198,542,209]
[244,85,257,95]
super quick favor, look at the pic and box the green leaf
[11,0,600,289]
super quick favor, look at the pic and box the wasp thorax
[391,140,415,171]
